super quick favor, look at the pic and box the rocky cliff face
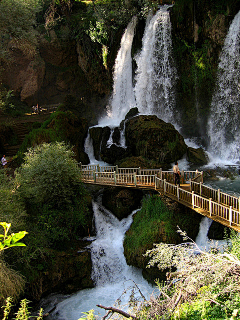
[2,30,111,123]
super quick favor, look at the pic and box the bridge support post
[209,198,212,216]
[159,168,162,179]
[192,191,195,208]
[229,206,232,226]
[134,173,137,187]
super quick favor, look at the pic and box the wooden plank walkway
[80,165,240,232]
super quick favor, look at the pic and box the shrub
[15,141,90,248]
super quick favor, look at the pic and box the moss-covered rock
[125,115,187,165]
[26,248,93,302]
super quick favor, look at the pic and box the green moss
[124,195,176,267]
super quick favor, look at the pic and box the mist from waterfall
[47,197,153,320]
[134,5,178,127]
[207,10,240,163]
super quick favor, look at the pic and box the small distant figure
[173,161,181,187]
[32,104,39,114]
[1,155,7,167]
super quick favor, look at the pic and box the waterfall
[47,197,153,320]
[99,16,137,127]
[195,217,213,251]
[134,5,178,127]
[207,10,240,163]
[195,216,228,253]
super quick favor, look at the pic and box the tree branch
[97,304,137,319]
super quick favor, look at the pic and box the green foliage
[124,195,175,263]
[0,0,42,60]
[14,110,80,165]
[15,141,82,207]
[141,229,240,320]
[0,222,27,251]
[78,309,96,320]
[15,141,89,248]
[0,223,27,305]
[0,170,27,233]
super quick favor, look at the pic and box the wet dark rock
[187,147,209,165]
[101,144,128,164]
[125,115,187,165]
[102,187,144,220]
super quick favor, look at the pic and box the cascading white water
[99,16,137,127]
[207,10,240,163]
[48,197,153,320]
[134,5,178,127]
[195,216,228,253]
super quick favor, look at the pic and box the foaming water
[195,217,229,253]
[46,198,154,320]
[207,10,240,162]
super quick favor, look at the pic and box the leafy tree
[15,141,90,247]
[0,0,42,61]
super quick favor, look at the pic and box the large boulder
[125,115,187,165]
[187,147,209,165]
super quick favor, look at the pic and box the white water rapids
[43,197,154,320]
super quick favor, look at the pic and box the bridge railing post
[93,171,96,183]
[238,197,240,212]
[116,165,119,174]
[200,182,202,196]
[201,171,203,183]
[218,189,221,203]
[181,170,184,184]
[209,198,212,216]
[177,185,179,200]
[189,179,192,192]
[114,171,117,185]
[192,191,195,208]
[160,168,162,180]
[229,206,232,226]
[134,173,137,187]
[155,175,157,190]
[97,164,100,172]
[79,162,82,170]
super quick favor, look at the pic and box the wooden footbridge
[80,164,240,232]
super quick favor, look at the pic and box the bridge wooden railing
[80,165,240,230]
[190,180,240,211]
